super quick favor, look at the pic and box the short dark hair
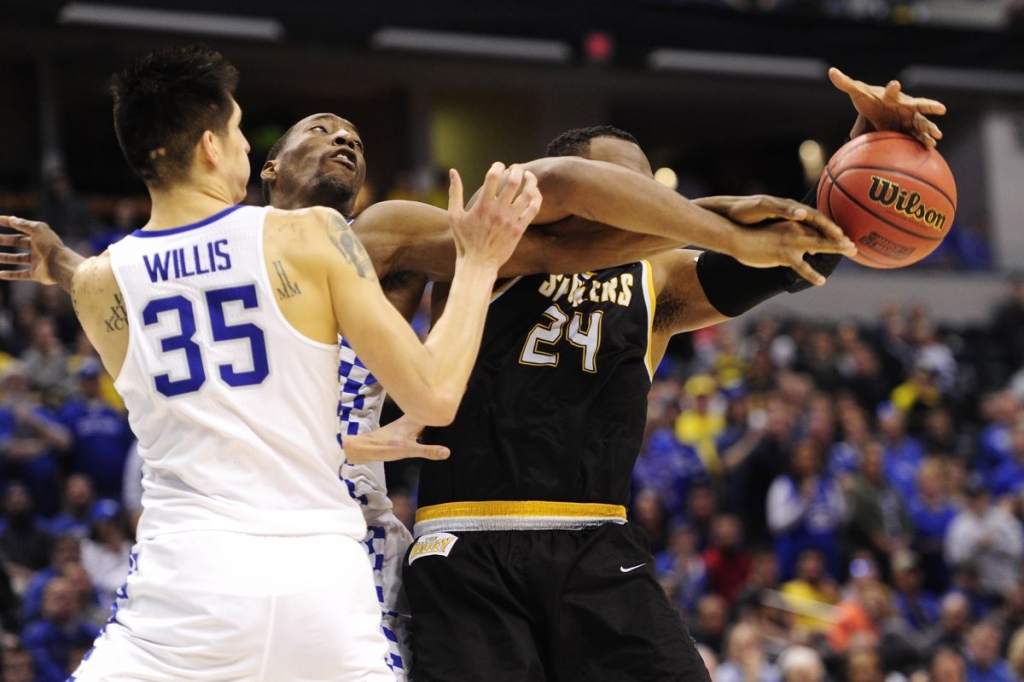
[260,120,303,205]
[545,125,639,158]
[110,44,239,187]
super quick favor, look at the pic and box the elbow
[535,159,585,210]
[404,389,463,427]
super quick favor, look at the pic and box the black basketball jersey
[419,261,655,508]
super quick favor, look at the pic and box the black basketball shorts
[403,522,710,682]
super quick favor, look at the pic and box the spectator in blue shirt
[907,458,958,594]
[986,420,1024,499]
[633,427,708,524]
[20,533,81,622]
[57,360,133,500]
[965,621,1014,682]
[977,391,1018,477]
[767,440,846,581]
[891,550,940,632]
[47,474,95,539]
[0,363,71,516]
[877,401,926,500]
[21,576,100,682]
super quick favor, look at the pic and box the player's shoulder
[264,206,343,255]
[265,205,341,231]
[74,251,115,288]
[71,252,121,318]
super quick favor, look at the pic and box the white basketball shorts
[70,530,393,682]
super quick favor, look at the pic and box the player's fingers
[917,112,946,144]
[0,269,31,281]
[519,188,544,226]
[0,253,31,265]
[0,216,33,235]
[802,231,856,256]
[510,170,538,214]
[790,257,827,287]
[0,234,30,248]
[797,211,854,250]
[498,164,525,205]
[396,443,451,462]
[828,67,856,93]
[479,161,506,201]
[757,197,815,224]
[424,445,451,461]
[884,80,902,101]
[447,169,465,215]
[916,113,943,140]
[906,97,947,116]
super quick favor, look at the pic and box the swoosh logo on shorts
[620,563,646,573]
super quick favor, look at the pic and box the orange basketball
[817,131,957,269]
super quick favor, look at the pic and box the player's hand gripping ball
[817,131,957,269]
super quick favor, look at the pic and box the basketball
[817,131,957,269]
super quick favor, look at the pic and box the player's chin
[314,172,358,199]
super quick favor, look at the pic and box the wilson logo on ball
[867,176,948,231]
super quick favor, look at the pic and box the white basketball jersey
[108,205,366,541]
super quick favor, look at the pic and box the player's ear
[198,129,219,163]
[260,160,278,183]
[197,130,219,168]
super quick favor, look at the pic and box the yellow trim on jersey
[416,500,627,524]
[641,260,656,380]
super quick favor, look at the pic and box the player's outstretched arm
[350,200,456,282]
[343,417,448,464]
[519,157,855,284]
[829,67,946,147]
[0,216,86,292]
[648,222,845,361]
[321,163,541,426]
[353,175,843,287]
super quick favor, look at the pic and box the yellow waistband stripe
[415,500,627,524]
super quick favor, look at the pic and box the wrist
[715,223,744,260]
[696,251,794,318]
[453,256,499,283]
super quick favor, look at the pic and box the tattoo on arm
[272,260,302,300]
[327,214,376,281]
[104,293,128,333]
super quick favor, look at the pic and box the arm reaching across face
[519,156,855,285]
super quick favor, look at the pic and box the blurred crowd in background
[1,173,1024,681]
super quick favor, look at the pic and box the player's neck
[273,191,354,220]
[143,182,240,232]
